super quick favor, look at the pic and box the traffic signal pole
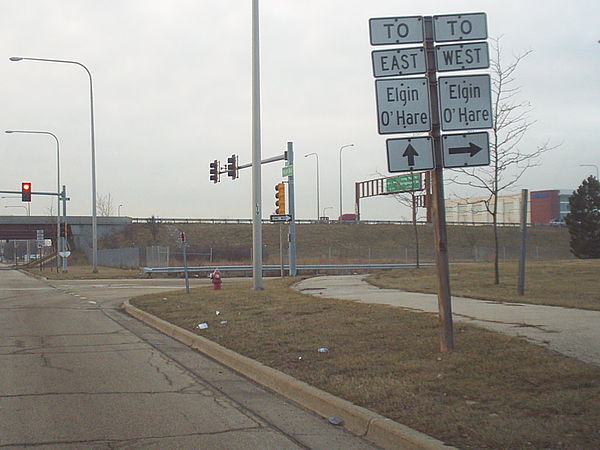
[286,142,297,276]
[62,185,68,273]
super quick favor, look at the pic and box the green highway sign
[282,164,293,177]
[59,197,71,201]
[385,173,422,193]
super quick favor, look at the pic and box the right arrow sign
[442,132,490,168]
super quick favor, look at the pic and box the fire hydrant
[210,269,222,290]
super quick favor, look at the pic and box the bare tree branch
[448,36,558,284]
[97,193,114,217]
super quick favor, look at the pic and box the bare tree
[389,175,425,268]
[97,193,114,217]
[45,199,55,216]
[448,37,556,284]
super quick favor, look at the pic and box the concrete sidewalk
[295,275,600,367]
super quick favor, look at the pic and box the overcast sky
[1,0,598,220]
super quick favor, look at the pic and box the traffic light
[227,154,238,179]
[21,182,32,202]
[275,182,286,214]
[209,160,220,183]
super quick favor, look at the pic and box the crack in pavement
[0,391,224,399]
[454,313,559,333]
[0,426,270,448]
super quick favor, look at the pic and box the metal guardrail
[141,263,431,275]
[131,217,551,227]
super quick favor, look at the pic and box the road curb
[123,300,455,450]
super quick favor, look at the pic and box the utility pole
[424,17,454,351]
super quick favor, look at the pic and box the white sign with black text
[433,13,487,42]
[375,77,431,134]
[435,42,489,72]
[438,74,492,131]
[372,47,426,77]
[369,16,424,45]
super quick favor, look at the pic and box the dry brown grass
[131,278,600,449]
[367,259,600,311]
[26,265,143,280]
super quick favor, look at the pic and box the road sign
[435,42,489,72]
[372,47,426,77]
[270,214,292,223]
[36,230,45,249]
[441,132,490,168]
[375,77,431,134]
[369,16,424,45]
[385,173,423,193]
[58,251,71,258]
[282,164,293,177]
[433,13,487,42]
[438,74,492,131]
[386,137,434,173]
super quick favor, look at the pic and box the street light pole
[338,143,354,219]
[10,56,98,273]
[580,164,599,179]
[304,152,320,220]
[251,1,263,290]
[6,130,61,270]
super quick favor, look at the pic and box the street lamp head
[9,56,23,62]
[5,130,14,134]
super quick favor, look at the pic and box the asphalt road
[0,269,376,449]
[296,275,600,367]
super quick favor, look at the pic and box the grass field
[24,265,142,280]
[100,222,572,265]
[367,259,600,311]
[131,277,600,449]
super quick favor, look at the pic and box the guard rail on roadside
[131,217,557,227]
[141,263,431,276]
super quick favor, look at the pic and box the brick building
[530,189,572,223]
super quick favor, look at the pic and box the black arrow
[403,144,419,166]
[449,142,482,157]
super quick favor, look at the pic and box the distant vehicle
[550,218,566,227]
[338,213,357,221]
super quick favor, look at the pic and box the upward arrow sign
[403,144,419,166]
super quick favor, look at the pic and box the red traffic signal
[21,182,32,202]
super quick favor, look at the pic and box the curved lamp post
[338,143,354,219]
[6,130,61,269]
[10,56,98,273]
[304,152,320,220]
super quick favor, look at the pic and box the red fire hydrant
[210,269,222,290]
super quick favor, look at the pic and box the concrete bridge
[0,216,132,250]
